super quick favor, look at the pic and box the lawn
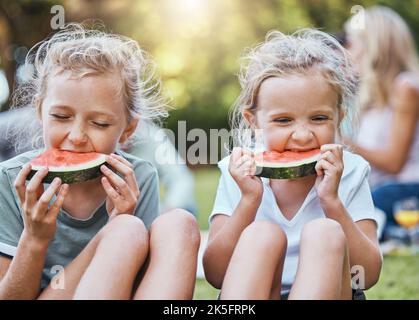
[191,167,419,300]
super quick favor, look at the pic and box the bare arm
[322,200,382,289]
[0,162,69,299]
[203,147,263,289]
[0,232,49,299]
[203,195,261,289]
[315,145,382,289]
[347,76,418,174]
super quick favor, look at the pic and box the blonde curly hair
[230,28,358,149]
[9,22,168,151]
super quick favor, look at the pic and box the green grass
[194,279,220,300]
[365,255,419,299]
[193,255,419,300]
[191,167,419,300]
[194,167,220,230]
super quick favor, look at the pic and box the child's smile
[245,71,342,153]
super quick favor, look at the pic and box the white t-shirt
[209,150,379,294]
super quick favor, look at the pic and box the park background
[0,0,418,299]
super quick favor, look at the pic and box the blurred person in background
[122,120,197,215]
[344,6,419,242]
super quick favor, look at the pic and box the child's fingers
[242,149,254,158]
[249,162,258,176]
[100,165,135,199]
[105,156,139,197]
[320,150,337,163]
[243,167,256,177]
[25,168,49,209]
[315,159,326,176]
[48,184,69,220]
[110,153,134,169]
[315,159,336,177]
[36,177,62,217]
[321,144,343,160]
[240,150,254,166]
[14,163,32,204]
[321,144,338,152]
[230,147,243,163]
[238,158,255,171]
[247,165,255,176]
[240,159,257,176]
[320,151,344,172]
[101,177,121,202]
[236,154,253,168]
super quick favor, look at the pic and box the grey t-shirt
[0,149,160,289]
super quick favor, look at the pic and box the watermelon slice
[26,149,109,184]
[254,149,320,179]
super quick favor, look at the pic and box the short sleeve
[345,164,379,226]
[129,127,196,212]
[210,174,233,217]
[133,164,160,229]
[0,167,24,257]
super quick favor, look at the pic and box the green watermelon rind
[255,161,317,179]
[26,161,113,184]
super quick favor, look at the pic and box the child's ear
[119,115,140,144]
[243,109,257,128]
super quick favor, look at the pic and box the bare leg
[39,214,149,300]
[220,221,287,300]
[133,209,200,300]
[73,214,149,299]
[288,219,352,300]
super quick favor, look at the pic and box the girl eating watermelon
[203,29,382,299]
[0,23,200,299]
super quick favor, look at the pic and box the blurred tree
[0,0,58,110]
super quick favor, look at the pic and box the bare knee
[150,209,200,249]
[100,214,149,249]
[240,220,287,252]
[301,219,346,252]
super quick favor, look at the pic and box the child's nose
[291,125,314,143]
[68,125,88,145]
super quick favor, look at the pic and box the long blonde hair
[230,28,358,149]
[345,6,419,111]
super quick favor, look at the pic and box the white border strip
[0,241,17,257]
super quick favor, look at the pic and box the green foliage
[194,167,220,230]
[98,0,419,137]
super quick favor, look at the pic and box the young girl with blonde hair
[344,6,419,241]
[0,23,200,300]
[203,29,382,300]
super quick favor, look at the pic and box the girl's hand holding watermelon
[100,153,140,220]
[315,144,344,208]
[14,164,69,246]
[228,147,263,201]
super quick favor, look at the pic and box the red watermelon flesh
[27,149,108,184]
